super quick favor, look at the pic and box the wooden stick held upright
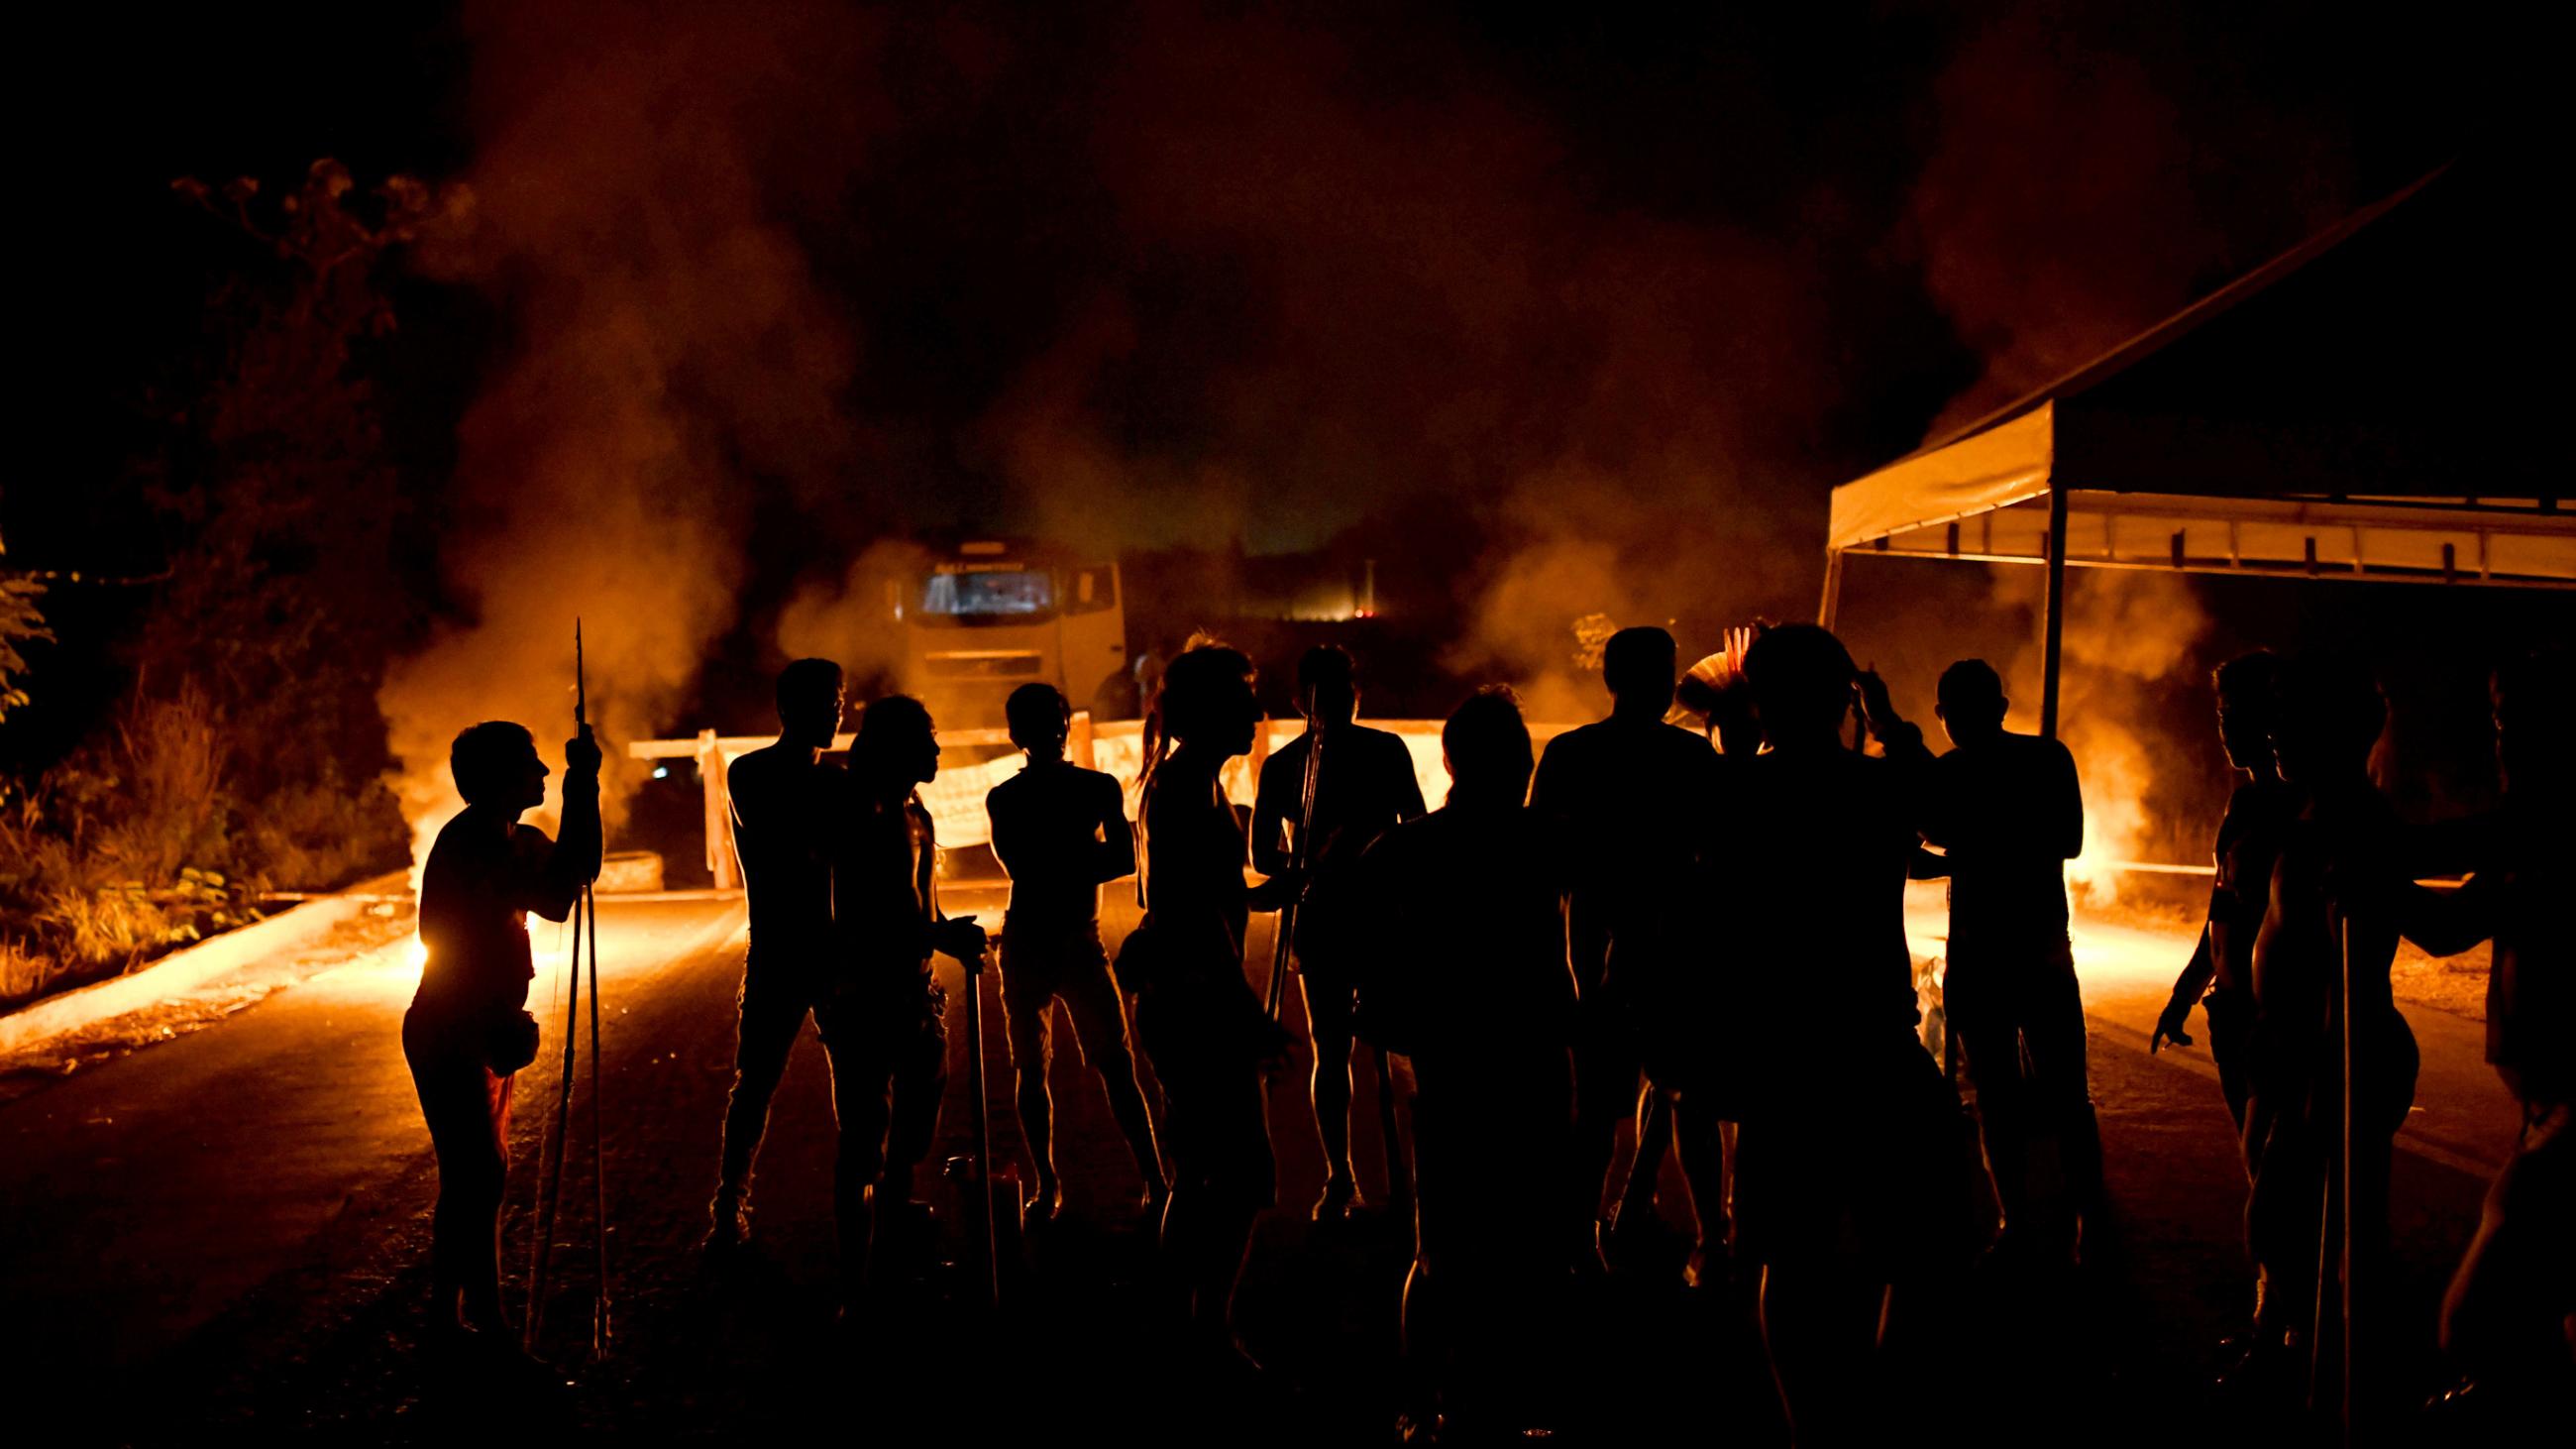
[967,944,1000,1310]
[1265,691,1325,1022]
[580,621,612,1359]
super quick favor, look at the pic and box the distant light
[651,765,669,779]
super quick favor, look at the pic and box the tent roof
[1826,156,2574,589]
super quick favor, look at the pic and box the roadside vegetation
[2,164,448,1005]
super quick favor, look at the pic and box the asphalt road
[0,884,2514,1444]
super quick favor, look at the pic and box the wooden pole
[2041,488,2070,740]
[966,947,1000,1309]
[699,729,738,891]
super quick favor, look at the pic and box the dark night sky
[44,1,2514,538]
[18,0,2547,782]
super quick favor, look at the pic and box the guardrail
[629,715,1575,891]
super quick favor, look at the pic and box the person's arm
[531,726,604,918]
[1090,774,1137,885]
[2050,739,2085,861]
[1250,750,1295,877]
[2152,926,2215,1053]
[986,785,1021,884]
[1856,670,1929,764]
[1855,672,1936,835]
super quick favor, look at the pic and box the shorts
[1000,921,1133,1075]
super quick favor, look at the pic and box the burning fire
[2065,718,2154,906]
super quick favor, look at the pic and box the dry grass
[0,684,261,1002]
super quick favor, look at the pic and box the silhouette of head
[1603,627,1677,717]
[2269,657,2384,787]
[775,658,845,747]
[1935,659,2008,746]
[1158,643,1258,760]
[2493,647,2569,798]
[1296,644,1359,724]
[1742,623,1857,745]
[1442,686,1532,805]
[2210,650,2283,773]
[451,721,548,814]
[1007,682,1072,755]
[854,694,940,788]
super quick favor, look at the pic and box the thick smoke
[1902,1,2347,434]
[1999,572,2211,902]
[379,1,876,859]
[990,4,1837,712]
[378,0,2389,868]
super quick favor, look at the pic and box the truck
[898,538,1132,728]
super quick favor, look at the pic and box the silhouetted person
[707,658,849,1251]
[1918,658,2099,1261]
[2379,651,2575,1426]
[1726,624,1965,1446]
[2154,650,2294,1136]
[2238,658,2418,1404]
[1251,644,1424,1219]
[830,694,988,1307]
[407,719,600,1362]
[987,682,1164,1221]
[1527,625,1725,1279]
[1337,686,1576,1440]
[1130,642,1295,1370]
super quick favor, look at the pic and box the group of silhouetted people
[402,625,2569,1442]
[2150,646,2574,1436]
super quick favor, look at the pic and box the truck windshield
[917,566,1055,625]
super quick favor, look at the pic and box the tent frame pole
[2040,487,2069,740]
[1818,549,1846,630]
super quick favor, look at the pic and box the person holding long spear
[2239,657,2419,1416]
[405,709,600,1372]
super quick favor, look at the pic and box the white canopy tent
[1818,160,2573,737]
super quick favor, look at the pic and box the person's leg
[1401,1091,1451,1425]
[1759,1257,1888,1445]
[883,992,951,1207]
[1184,1053,1276,1347]
[1366,1041,1410,1211]
[1945,965,2032,1250]
[1612,1081,1669,1243]
[407,1021,512,1334]
[2440,1104,2576,1393]
[1058,959,1165,1199]
[710,972,809,1233]
[1001,974,1058,1212]
[2241,1080,2322,1374]
[813,1003,895,1303]
[1569,995,1638,1264]
[1306,968,1359,1216]
[1671,1090,1729,1282]
[2018,950,2101,1250]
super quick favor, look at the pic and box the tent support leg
[2040,489,2069,741]
[1818,550,1846,630]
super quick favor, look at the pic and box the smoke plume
[375,0,2390,865]
[378,1,876,859]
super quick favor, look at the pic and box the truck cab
[902,539,1129,727]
